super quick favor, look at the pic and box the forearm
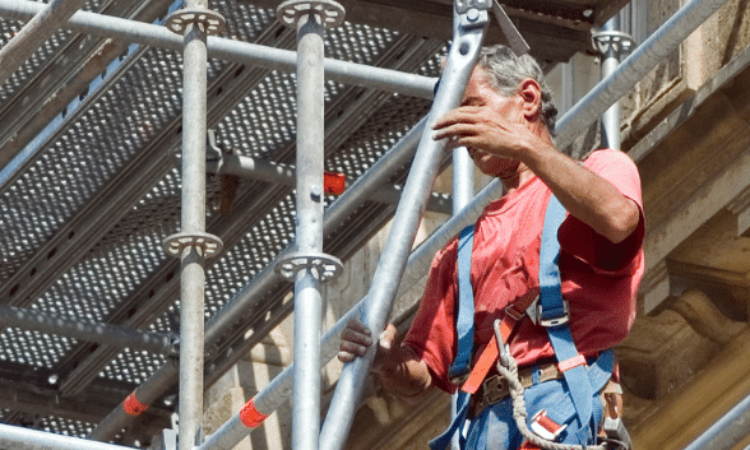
[520,146,640,243]
[372,345,434,403]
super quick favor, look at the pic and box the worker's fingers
[340,325,373,347]
[378,323,397,350]
[345,318,372,337]
[432,106,483,130]
[337,341,370,363]
[338,319,373,363]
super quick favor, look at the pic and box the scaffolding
[0,0,741,449]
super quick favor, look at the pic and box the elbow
[601,199,641,244]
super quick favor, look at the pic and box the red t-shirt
[403,149,645,393]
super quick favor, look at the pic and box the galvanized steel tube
[0,0,87,87]
[88,358,180,441]
[290,10,327,450]
[599,17,623,150]
[0,304,175,355]
[177,2,210,448]
[452,148,474,214]
[0,423,136,450]
[214,152,452,214]
[0,0,436,99]
[450,146,474,450]
[682,393,750,450]
[556,0,731,146]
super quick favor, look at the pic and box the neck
[499,162,534,193]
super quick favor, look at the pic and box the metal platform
[0,0,626,446]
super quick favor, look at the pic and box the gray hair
[477,45,558,135]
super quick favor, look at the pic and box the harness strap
[539,194,593,435]
[448,225,476,381]
[460,294,536,394]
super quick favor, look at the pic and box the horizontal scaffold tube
[211,152,452,215]
[0,423,137,450]
[0,0,437,99]
[0,304,176,355]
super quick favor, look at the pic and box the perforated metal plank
[0,0,177,170]
[59,29,433,398]
[0,1,452,440]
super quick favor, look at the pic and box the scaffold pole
[161,1,225,449]
[274,2,345,450]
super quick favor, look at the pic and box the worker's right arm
[338,319,434,403]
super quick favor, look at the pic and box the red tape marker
[123,392,149,416]
[323,172,346,196]
[239,398,268,428]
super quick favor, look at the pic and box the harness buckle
[530,409,566,441]
[504,303,526,321]
[537,299,570,328]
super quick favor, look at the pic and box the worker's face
[460,66,524,177]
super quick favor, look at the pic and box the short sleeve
[558,149,645,274]
[402,238,460,393]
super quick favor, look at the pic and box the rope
[493,320,607,450]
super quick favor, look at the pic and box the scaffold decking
[0,1,746,450]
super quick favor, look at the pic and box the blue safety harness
[430,195,614,449]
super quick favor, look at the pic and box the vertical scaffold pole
[594,16,634,151]
[162,3,225,450]
[275,2,345,450]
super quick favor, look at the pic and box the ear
[518,78,542,121]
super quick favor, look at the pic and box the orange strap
[461,337,498,394]
[239,398,268,428]
[460,302,530,394]
[123,392,149,417]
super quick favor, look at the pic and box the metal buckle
[504,303,525,321]
[530,410,566,441]
[481,374,508,404]
[537,299,570,328]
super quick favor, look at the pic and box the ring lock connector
[538,299,570,328]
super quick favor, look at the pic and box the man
[339,45,644,450]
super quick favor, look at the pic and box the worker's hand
[432,105,542,161]
[338,319,397,364]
